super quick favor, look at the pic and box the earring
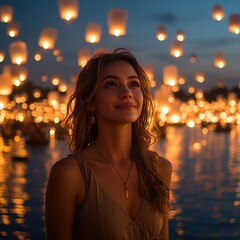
[88,112,95,145]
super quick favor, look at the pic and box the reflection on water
[0,126,240,239]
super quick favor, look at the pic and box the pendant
[124,183,129,200]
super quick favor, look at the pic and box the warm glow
[156,25,167,41]
[34,53,42,61]
[212,5,224,21]
[170,40,183,58]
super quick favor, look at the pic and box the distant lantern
[38,28,58,49]
[41,74,48,82]
[34,50,43,61]
[78,48,91,67]
[195,71,205,83]
[108,8,128,36]
[212,5,224,21]
[0,95,9,109]
[9,40,28,65]
[189,53,197,63]
[52,48,61,56]
[51,75,61,86]
[85,23,102,43]
[48,91,60,107]
[0,71,13,95]
[178,75,186,85]
[229,14,240,34]
[156,25,167,41]
[0,5,13,23]
[58,0,79,21]
[0,50,5,62]
[214,52,226,68]
[175,30,185,41]
[7,21,20,37]
[163,65,178,86]
[58,81,68,93]
[33,89,42,99]
[170,40,183,58]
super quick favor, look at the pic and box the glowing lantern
[108,8,128,36]
[212,5,224,21]
[0,71,13,95]
[58,0,79,21]
[175,30,185,41]
[48,91,60,107]
[195,71,205,83]
[34,51,43,61]
[229,14,240,34]
[33,89,42,98]
[78,48,91,67]
[178,75,186,85]
[38,28,58,49]
[7,21,20,37]
[163,65,178,86]
[52,48,61,56]
[214,53,226,68]
[85,23,102,43]
[156,25,167,41]
[170,40,183,57]
[58,81,68,92]
[0,5,13,23]
[51,75,61,86]
[0,95,9,109]
[189,54,197,63]
[195,90,204,99]
[0,50,5,62]
[9,40,28,65]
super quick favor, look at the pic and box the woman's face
[92,60,143,126]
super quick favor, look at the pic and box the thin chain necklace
[93,144,133,200]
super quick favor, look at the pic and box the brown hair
[65,48,169,214]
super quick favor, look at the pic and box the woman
[45,48,172,240]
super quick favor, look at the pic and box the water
[0,126,240,239]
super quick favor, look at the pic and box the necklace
[93,144,133,200]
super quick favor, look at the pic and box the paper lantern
[7,21,20,37]
[0,50,5,62]
[51,75,61,86]
[163,65,178,86]
[195,71,205,83]
[0,95,9,109]
[78,48,91,67]
[108,8,128,36]
[175,30,185,41]
[0,71,13,95]
[34,50,43,61]
[9,40,28,65]
[48,91,60,107]
[0,5,13,23]
[212,5,224,21]
[214,53,226,68]
[85,23,102,43]
[156,25,167,41]
[170,40,183,57]
[58,81,68,92]
[229,14,240,34]
[189,54,197,63]
[38,28,58,49]
[58,0,79,21]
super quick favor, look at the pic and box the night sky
[0,0,240,92]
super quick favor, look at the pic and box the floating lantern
[33,89,42,99]
[163,65,178,86]
[58,0,79,21]
[51,75,61,86]
[229,14,240,34]
[189,54,197,63]
[78,48,91,67]
[34,51,43,61]
[41,74,48,82]
[188,86,195,94]
[178,75,186,85]
[212,5,224,21]
[195,90,204,99]
[85,23,102,43]
[38,28,58,49]
[170,40,183,57]
[0,71,13,95]
[0,5,13,23]
[9,40,28,65]
[108,8,128,36]
[0,50,5,62]
[0,95,9,109]
[7,21,20,37]
[175,30,185,41]
[195,71,205,83]
[156,25,167,41]
[58,81,68,92]
[214,53,226,68]
[48,91,60,107]
[52,48,61,56]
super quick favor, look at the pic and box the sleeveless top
[71,151,163,240]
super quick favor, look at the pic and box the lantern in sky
[51,75,61,86]
[34,50,43,61]
[163,65,178,86]
[212,5,224,21]
[0,5,13,23]
[156,25,167,41]
[108,8,128,36]
[0,50,5,62]
[170,40,183,58]
[0,95,9,109]
[48,91,60,107]
[58,0,79,21]
[195,71,205,83]
[175,30,185,41]
[85,23,102,43]
[9,40,28,65]
[78,48,91,67]
[58,81,68,93]
[0,71,13,95]
[38,28,58,49]
[229,14,240,34]
[214,53,226,68]
[7,21,20,37]
[189,54,197,63]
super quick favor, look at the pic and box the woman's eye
[129,81,140,88]
[103,81,117,88]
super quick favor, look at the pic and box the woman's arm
[45,157,84,240]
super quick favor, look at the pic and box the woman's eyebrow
[102,75,139,80]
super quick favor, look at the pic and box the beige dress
[71,151,163,240]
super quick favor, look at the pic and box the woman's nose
[120,87,132,99]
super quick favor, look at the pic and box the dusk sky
[0,0,240,92]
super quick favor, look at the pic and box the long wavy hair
[65,48,169,214]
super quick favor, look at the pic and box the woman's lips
[115,104,136,110]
